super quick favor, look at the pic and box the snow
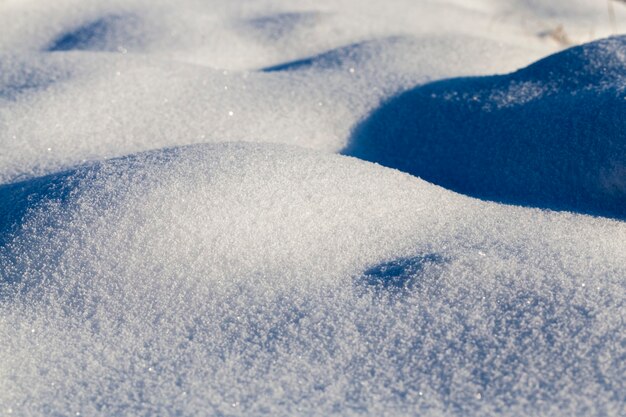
[0,1,625,416]
[0,35,543,184]
[2,143,625,416]
[346,37,626,219]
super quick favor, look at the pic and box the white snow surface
[0,1,625,416]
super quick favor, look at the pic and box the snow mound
[0,34,539,184]
[1,143,625,416]
[346,36,626,218]
[1,0,625,415]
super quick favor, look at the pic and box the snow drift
[346,36,626,218]
[1,0,625,416]
[1,143,625,416]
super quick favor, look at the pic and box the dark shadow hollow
[355,254,444,296]
[343,36,626,220]
[46,14,141,52]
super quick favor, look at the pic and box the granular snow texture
[0,1,625,417]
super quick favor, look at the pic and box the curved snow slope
[259,35,539,77]
[0,35,538,184]
[2,0,622,186]
[1,143,625,416]
[346,36,626,218]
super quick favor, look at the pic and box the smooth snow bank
[1,143,625,416]
[1,0,623,185]
[0,34,540,184]
[346,36,626,218]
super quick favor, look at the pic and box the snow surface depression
[0,1,625,416]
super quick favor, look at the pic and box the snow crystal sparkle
[0,1,624,416]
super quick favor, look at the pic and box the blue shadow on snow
[343,36,626,220]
